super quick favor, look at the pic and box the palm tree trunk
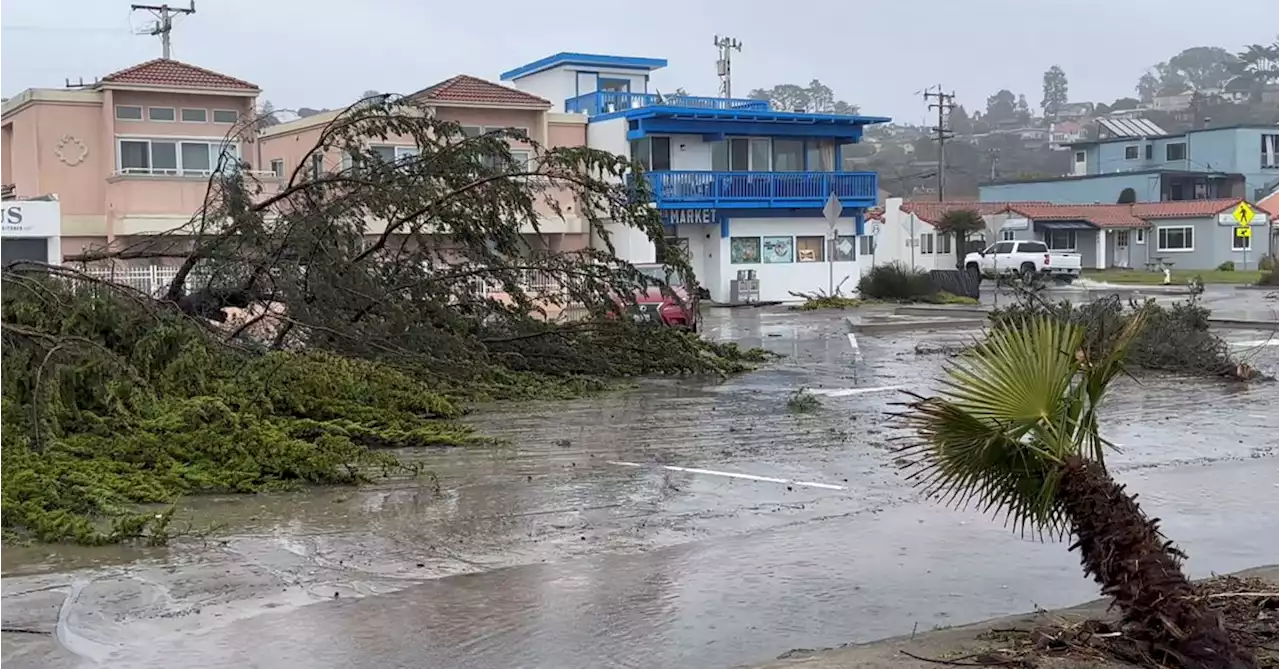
[1057,456,1256,669]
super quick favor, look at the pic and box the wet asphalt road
[3,286,1277,669]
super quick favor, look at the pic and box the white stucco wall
[508,69,576,112]
[586,116,628,158]
[669,135,712,170]
[715,216,861,303]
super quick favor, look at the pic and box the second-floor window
[181,108,208,123]
[117,138,237,176]
[148,107,176,122]
[630,137,671,171]
[1165,142,1187,161]
[1124,145,1140,160]
[212,109,239,124]
[1263,134,1279,169]
[115,105,143,120]
[270,159,285,177]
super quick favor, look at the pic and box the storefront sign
[1,200,61,238]
[663,209,718,226]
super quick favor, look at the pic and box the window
[1169,183,1185,200]
[1116,230,1129,247]
[115,105,143,120]
[148,107,176,122]
[730,236,761,264]
[857,235,876,257]
[1124,145,1140,160]
[1045,230,1077,250]
[806,140,833,171]
[1001,229,1016,241]
[461,126,483,138]
[310,153,325,180]
[1018,241,1048,253]
[721,138,772,171]
[212,109,239,124]
[762,236,794,263]
[833,235,857,262]
[1135,228,1146,244]
[1156,226,1194,252]
[1231,228,1251,251]
[1073,151,1086,163]
[1263,133,1279,169]
[991,242,1015,254]
[181,108,208,123]
[270,159,285,177]
[1144,144,1153,160]
[483,126,530,138]
[629,137,670,171]
[938,233,952,255]
[1165,142,1187,161]
[772,139,804,172]
[117,138,237,175]
[918,232,934,254]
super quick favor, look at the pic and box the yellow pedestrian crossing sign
[1235,226,1252,239]
[1233,202,1255,226]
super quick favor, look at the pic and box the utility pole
[131,2,196,59]
[923,85,956,202]
[713,35,743,99]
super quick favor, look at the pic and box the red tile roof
[411,75,550,107]
[1129,198,1245,219]
[1259,190,1279,218]
[899,200,1031,224]
[1007,203,1146,228]
[99,58,258,91]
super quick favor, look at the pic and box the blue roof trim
[500,53,669,81]
[591,105,892,126]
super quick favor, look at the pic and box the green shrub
[1258,269,1279,287]
[857,263,937,301]
[1258,255,1277,272]
[1216,261,1236,272]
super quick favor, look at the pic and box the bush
[989,289,1258,381]
[1258,269,1279,286]
[1259,255,1277,272]
[1216,260,1236,272]
[857,263,938,301]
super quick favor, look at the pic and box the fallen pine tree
[1,94,771,545]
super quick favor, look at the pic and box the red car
[623,263,700,331]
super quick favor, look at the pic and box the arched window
[1117,188,1136,204]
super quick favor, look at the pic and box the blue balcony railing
[565,91,770,116]
[644,171,878,208]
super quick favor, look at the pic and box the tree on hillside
[1167,46,1239,91]
[1110,97,1141,111]
[747,80,859,114]
[1136,71,1161,103]
[985,89,1018,124]
[1015,94,1032,123]
[949,105,973,135]
[1228,42,1280,102]
[1041,65,1069,116]
[898,313,1255,669]
[934,208,986,268]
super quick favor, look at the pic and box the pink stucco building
[257,74,592,254]
[1,58,263,263]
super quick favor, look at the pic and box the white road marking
[846,332,859,350]
[808,385,903,398]
[607,461,848,491]
[1229,340,1279,347]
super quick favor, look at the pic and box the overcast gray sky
[2,0,1276,122]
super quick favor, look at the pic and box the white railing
[113,168,280,179]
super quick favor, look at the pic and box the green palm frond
[896,313,1145,537]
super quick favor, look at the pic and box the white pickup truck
[963,240,1082,282]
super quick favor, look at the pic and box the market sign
[663,209,718,226]
[1,200,61,238]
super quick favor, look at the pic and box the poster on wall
[730,236,761,264]
[832,235,857,262]
[762,236,793,263]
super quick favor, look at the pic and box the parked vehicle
[964,240,1081,282]
[620,263,699,331]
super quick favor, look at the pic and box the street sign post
[823,193,843,294]
[1234,202,1255,269]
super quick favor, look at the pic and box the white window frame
[270,159,285,177]
[857,235,876,256]
[1231,228,1252,251]
[115,136,240,176]
[180,108,208,123]
[147,107,177,122]
[938,232,952,255]
[918,232,934,254]
[1000,229,1017,241]
[1155,225,1194,252]
[1135,228,1146,244]
[1045,229,1077,251]
[1123,145,1140,160]
[1073,150,1086,163]
[115,105,143,120]
[211,109,240,124]
[1165,142,1187,161]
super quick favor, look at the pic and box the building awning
[1034,220,1095,231]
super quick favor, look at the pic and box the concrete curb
[845,315,987,334]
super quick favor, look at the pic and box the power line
[923,85,957,202]
[130,1,195,59]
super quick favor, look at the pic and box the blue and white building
[501,52,890,303]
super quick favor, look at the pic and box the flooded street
[4,287,1277,669]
